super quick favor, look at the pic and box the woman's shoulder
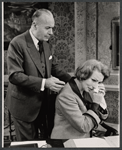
[59,82,73,95]
[57,82,78,103]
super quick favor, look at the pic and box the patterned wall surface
[86,2,97,59]
[75,2,87,69]
[48,2,75,72]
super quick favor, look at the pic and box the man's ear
[32,21,37,29]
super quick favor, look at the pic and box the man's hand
[45,77,65,93]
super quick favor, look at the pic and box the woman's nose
[93,83,99,90]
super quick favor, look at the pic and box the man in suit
[6,9,71,141]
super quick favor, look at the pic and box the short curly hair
[75,59,110,81]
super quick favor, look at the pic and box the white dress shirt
[29,29,46,91]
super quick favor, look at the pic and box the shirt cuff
[40,78,46,91]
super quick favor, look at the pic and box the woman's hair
[75,59,110,81]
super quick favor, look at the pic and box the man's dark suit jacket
[6,30,71,123]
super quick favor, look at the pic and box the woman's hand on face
[98,83,106,96]
[89,90,107,109]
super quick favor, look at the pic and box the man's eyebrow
[45,26,54,28]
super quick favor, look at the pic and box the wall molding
[105,85,119,92]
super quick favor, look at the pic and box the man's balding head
[32,9,54,22]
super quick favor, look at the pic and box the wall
[48,2,75,72]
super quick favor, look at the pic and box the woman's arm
[57,91,100,133]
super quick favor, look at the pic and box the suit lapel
[25,31,45,77]
[69,77,93,109]
[43,42,51,77]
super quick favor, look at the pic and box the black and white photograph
[2,1,120,148]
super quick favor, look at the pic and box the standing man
[6,9,71,141]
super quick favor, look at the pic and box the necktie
[38,41,46,77]
[38,41,43,54]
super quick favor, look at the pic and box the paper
[64,137,110,147]
[73,137,110,147]
[104,136,119,147]
[11,140,47,148]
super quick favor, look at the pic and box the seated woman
[51,59,110,139]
